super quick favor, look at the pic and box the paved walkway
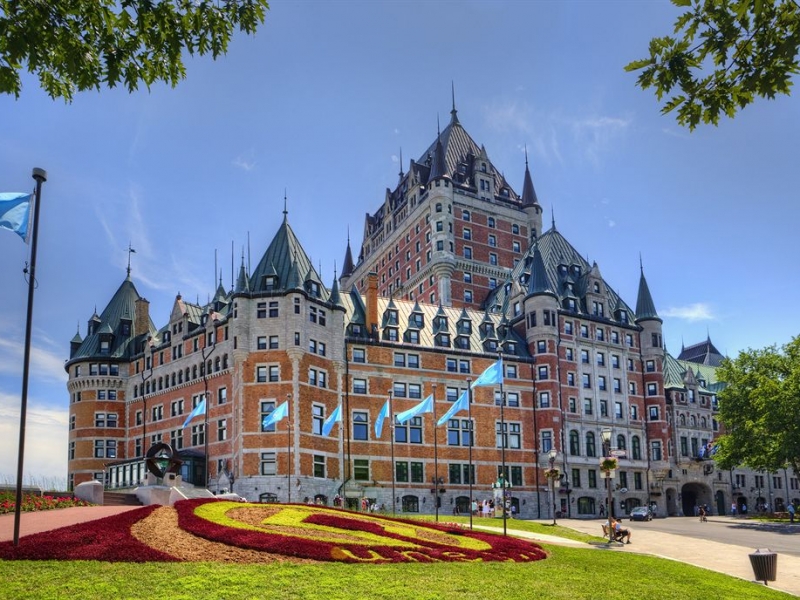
[0,506,140,542]
[556,518,800,597]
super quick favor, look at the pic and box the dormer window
[484,340,497,352]
[558,264,568,276]
[262,275,278,291]
[307,281,320,297]
[570,265,581,277]
[99,340,110,354]
[410,313,424,328]
[593,282,600,293]
[435,333,450,347]
[386,309,398,326]
[121,322,131,336]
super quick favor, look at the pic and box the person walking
[788,502,796,524]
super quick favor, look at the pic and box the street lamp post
[201,316,218,489]
[548,448,558,525]
[601,427,614,544]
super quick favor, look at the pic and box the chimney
[134,297,150,338]
[366,272,379,334]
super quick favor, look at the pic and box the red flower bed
[0,505,178,562]
[176,500,547,564]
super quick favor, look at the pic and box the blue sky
[1,1,798,487]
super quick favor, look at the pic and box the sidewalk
[0,506,140,542]
[557,518,800,597]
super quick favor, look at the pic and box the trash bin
[749,548,777,585]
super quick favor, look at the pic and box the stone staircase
[103,491,143,507]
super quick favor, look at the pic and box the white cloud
[662,303,716,321]
[0,390,68,487]
[232,155,256,171]
[605,218,616,228]
[0,336,67,384]
[391,154,399,163]
[569,115,631,168]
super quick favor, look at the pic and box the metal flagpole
[468,379,473,531]
[287,393,292,503]
[432,384,439,522]
[389,392,396,516]
[499,354,507,537]
[13,169,46,547]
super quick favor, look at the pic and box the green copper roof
[68,276,156,364]
[249,214,328,301]
[635,267,661,323]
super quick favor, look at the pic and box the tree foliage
[714,336,800,475]
[0,0,269,102]
[625,0,800,129]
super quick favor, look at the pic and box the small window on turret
[593,282,600,293]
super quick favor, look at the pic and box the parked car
[629,506,653,521]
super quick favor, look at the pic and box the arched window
[690,415,696,426]
[679,414,686,426]
[215,357,221,372]
[585,432,596,457]
[223,354,229,369]
[401,495,419,513]
[632,436,641,460]
[616,434,626,452]
[569,430,580,456]
[700,417,707,428]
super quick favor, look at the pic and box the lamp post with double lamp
[547,448,559,525]
[601,427,615,543]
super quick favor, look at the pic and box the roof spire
[521,144,540,208]
[283,189,288,221]
[635,257,661,323]
[551,207,556,230]
[450,81,459,124]
[341,227,355,278]
[399,147,404,178]
[126,242,136,279]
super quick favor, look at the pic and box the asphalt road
[624,515,800,557]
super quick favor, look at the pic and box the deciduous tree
[0,0,269,102]
[626,0,800,129]
[714,336,800,475]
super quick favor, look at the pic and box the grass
[0,544,793,599]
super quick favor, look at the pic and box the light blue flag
[471,358,504,388]
[437,389,469,426]
[395,394,433,425]
[374,399,390,438]
[182,397,206,429]
[262,400,289,430]
[0,193,32,242]
[321,404,342,437]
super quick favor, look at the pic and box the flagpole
[389,392,396,516]
[432,384,439,523]
[498,353,507,537]
[13,168,46,547]
[287,393,292,503]
[468,380,473,531]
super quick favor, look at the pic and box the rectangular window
[353,411,368,440]
[256,366,267,383]
[261,451,276,475]
[257,336,267,350]
[353,459,369,481]
[353,347,366,363]
[407,354,420,369]
[615,402,623,419]
[584,398,593,415]
[447,419,473,446]
[261,401,276,432]
[393,382,407,398]
[312,405,324,435]
[217,418,227,441]
[257,302,267,318]
[649,406,659,421]
[269,365,279,382]
[647,382,658,396]
[408,383,422,399]
[218,387,227,404]
[541,430,553,453]
[600,399,608,417]
[395,417,422,444]
[588,469,597,489]
[572,468,582,488]
[539,391,550,408]
[395,352,407,367]
[313,455,325,478]
[598,375,607,391]
[582,373,591,388]
[353,378,367,394]
[581,350,589,364]
[496,422,521,449]
[506,364,517,379]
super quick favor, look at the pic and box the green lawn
[0,543,792,600]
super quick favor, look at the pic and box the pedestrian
[599,503,605,518]
[731,502,737,516]
[788,503,796,524]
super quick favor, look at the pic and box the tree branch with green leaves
[713,336,800,475]
[626,0,800,129]
[0,0,269,102]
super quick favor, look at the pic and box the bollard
[749,548,777,586]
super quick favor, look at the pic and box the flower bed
[0,500,548,565]
[0,492,92,514]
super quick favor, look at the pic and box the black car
[629,506,653,521]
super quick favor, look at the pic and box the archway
[681,482,712,517]
[715,490,726,517]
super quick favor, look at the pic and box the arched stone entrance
[681,482,713,517]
